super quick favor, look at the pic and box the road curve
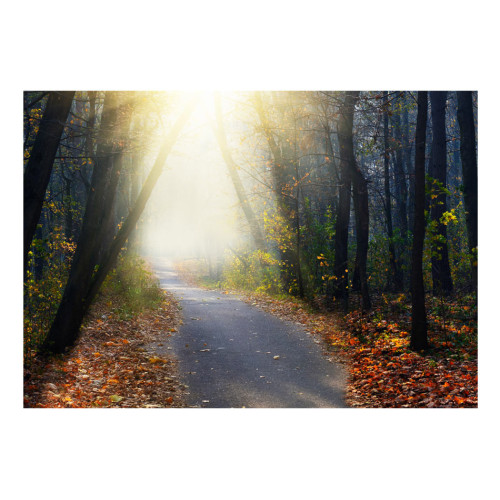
[150,258,347,408]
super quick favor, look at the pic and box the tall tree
[253,92,304,296]
[23,91,75,273]
[347,92,371,311]
[333,91,356,310]
[391,93,409,248]
[383,91,403,291]
[456,91,478,290]
[44,91,126,352]
[410,91,429,350]
[429,91,453,296]
[213,93,266,252]
[402,94,415,234]
[44,95,197,353]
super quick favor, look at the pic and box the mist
[140,93,242,263]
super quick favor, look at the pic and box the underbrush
[24,252,164,365]
[99,254,165,320]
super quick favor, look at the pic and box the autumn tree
[253,92,304,297]
[429,91,453,296]
[23,91,75,274]
[44,94,196,352]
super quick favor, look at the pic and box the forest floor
[23,290,188,408]
[176,260,478,408]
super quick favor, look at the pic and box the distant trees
[24,90,477,355]
[383,91,403,291]
[429,91,453,296]
[253,92,305,297]
[213,93,266,253]
[23,91,75,274]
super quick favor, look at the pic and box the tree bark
[24,91,75,274]
[333,91,359,310]
[402,95,415,234]
[429,91,454,296]
[44,91,125,352]
[345,92,371,311]
[456,91,478,290]
[410,91,429,351]
[43,96,197,352]
[391,94,409,247]
[383,92,403,291]
[253,92,303,296]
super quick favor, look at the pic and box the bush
[222,249,283,296]
[100,254,164,319]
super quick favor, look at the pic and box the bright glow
[140,92,242,262]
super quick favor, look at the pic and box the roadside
[23,259,188,408]
[175,259,478,408]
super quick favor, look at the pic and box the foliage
[100,254,165,320]
[24,225,76,363]
[24,250,164,366]
[238,289,477,408]
[23,289,186,408]
[222,250,284,296]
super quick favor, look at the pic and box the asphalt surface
[150,258,347,408]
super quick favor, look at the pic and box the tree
[43,91,128,352]
[333,91,356,310]
[24,91,75,274]
[383,91,403,291]
[410,91,429,351]
[347,92,371,311]
[43,94,197,352]
[213,93,266,252]
[253,92,304,297]
[456,91,478,289]
[391,93,409,249]
[429,91,453,296]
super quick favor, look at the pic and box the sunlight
[141,91,241,261]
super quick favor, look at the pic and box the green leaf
[110,395,123,403]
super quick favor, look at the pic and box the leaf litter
[24,290,188,408]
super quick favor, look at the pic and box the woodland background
[5,1,498,500]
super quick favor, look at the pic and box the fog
[140,93,242,262]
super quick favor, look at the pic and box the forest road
[149,258,347,408]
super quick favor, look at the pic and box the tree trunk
[43,91,125,352]
[24,91,75,274]
[333,91,358,310]
[83,98,198,313]
[253,92,302,295]
[429,91,454,296]
[214,93,266,252]
[403,95,415,235]
[410,91,429,351]
[352,158,372,311]
[383,91,403,291]
[456,91,478,290]
[43,96,197,352]
[391,94,409,248]
[344,92,371,311]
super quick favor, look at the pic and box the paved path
[150,258,347,408]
